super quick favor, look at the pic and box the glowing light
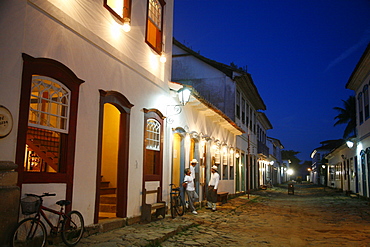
[346,140,354,148]
[122,19,131,32]
[160,54,166,63]
[287,169,294,175]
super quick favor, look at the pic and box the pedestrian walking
[207,165,220,211]
[183,168,198,215]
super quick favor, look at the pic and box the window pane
[29,76,70,133]
[24,127,61,173]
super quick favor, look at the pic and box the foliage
[281,150,301,171]
[333,95,356,139]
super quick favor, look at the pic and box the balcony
[257,140,269,157]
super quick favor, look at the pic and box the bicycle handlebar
[26,193,56,198]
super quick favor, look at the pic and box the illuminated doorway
[95,90,133,223]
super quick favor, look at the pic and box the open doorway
[95,90,132,224]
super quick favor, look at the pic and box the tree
[281,150,301,171]
[333,95,356,139]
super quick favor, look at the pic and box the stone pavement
[50,183,370,246]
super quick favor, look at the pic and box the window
[146,0,165,54]
[222,147,228,180]
[104,0,132,23]
[143,109,164,181]
[236,90,240,119]
[364,85,369,120]
[241,97,245,125]
[229,150,234,180]
[358,92,364,124]
[25,76,70,173]
[16,54,83,184]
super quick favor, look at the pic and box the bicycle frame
[35,204,65,234]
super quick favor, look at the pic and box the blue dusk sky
[173,0,370,161]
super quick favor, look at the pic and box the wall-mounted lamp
[177,86,192,106]
[122,17,131,32]
[166,86,192,123]
[160,53,166,63]
[346,140,354,148]
[235,152,240,158]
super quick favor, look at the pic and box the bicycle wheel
[12,218,47,247]
[170,195,177,218]
[61,210,84,246]
[175,195,185,216]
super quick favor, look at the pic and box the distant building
[172,39,272,194]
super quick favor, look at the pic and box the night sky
[173,0,370,161]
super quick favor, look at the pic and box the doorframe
[95,90,133,223]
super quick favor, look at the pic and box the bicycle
[12,193,84,247]
[169,184,185,218]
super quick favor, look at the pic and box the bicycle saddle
[56,200,71,206]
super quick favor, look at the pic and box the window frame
[104,0,132,23]
[16,53,84,184]
[143,108,164,181]
[145,0,166,54]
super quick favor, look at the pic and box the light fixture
[346,140,354,148]
[235,152,240,158]
[122,17,131,32]
[177,86,191,106]
[160,53,166,63]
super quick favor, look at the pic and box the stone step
[100,181,110,188]
[100,203,116,213]
[100,194,117,204]
[100,187,116,195]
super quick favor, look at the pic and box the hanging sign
[0,105,13,138]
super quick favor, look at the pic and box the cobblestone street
[162,184,370,246]
[51,183,370,246]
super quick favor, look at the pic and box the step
[100,203,116,213]
[98,212,117,220]
[100,181,110,188]
[100,187,117,195]
[100,194,117,204]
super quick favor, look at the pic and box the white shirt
[190,165,196,179]
[184,175,195,191]
[209,172,220,190]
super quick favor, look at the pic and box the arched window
[16,54,83,184]
[143,109,164,181]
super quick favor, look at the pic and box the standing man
[207,165,220,211]
[190,159,198,181]
[183,168,198,215]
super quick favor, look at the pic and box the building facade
[0,0,176,230]
[172,39,272,195]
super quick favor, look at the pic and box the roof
[311,139,345,158]
[169,82,245,135]
[267,136,284,149]
[346,42,370,90]
[257,112,273,130]
[173,38,266,111]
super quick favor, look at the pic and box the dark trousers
[207,186,217,203]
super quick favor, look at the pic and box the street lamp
[177,86,191,106]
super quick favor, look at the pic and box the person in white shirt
[183,168,198,214]
[207,165,220,211]
[190,159,198,180]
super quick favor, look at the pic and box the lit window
[29,76,70,133]
[146,0,165,54]
[104,0,132,23]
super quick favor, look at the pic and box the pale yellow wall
[101,103,119,188]
[172,134,181,187]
